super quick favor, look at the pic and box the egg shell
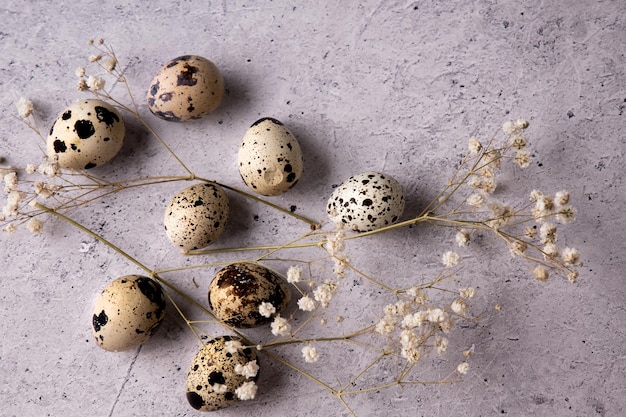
[238,117,303,196]
[164,183,229,251]
[147,55,224,122]
[47,99,125,170]
[91,275,166,352]
[208,263,291,328]
[186,336,258,411]
[327,171,405,232]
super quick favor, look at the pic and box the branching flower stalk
[1,40,582,416]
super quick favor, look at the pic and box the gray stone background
[1,1,624,416]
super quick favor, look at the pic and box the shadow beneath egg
[295,123,331,187]
[199,68,256,127]
[219,188,255,245]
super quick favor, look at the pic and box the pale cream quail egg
[208,263,291,328]
[164,183,229,251]
[47,99,125,170]
[327,171,405,232]
[147,55,224,122]
[238,117,303,196]
[185,336,259,411]
[91,275,166,352]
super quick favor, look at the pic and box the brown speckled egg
[47,99,125,170]
[164,183,229,252]
[208,263,291,328]
[237,117,303,196]
[147,55,224,122]
[327,171,405,232]
[186,336,259,411]
[91,275,166,352]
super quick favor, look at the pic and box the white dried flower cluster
[375,314,397,334]
[270,315,291,337]
[458,128,581,283]
[301,345,319,363]
[468,137,482,154]
[102,57,117,73]
[327,227,348,278]
[86,75,106,92]
[466,193,486,208]
[224,339,243,354]
[486,203,515,229]
[455,229,470,247]
[1,153,67,233]
[442,251,460,267]
[524,189,581,282]
[384,300,411,316]
[533,266,549,282]
[76,50,112,92]
[375,288,462,365]
[38,155,60,178]
[258,302,276,318]
[313,279,338,308]
[456,362,470,375]
[16,97,34,118]
[399,329,422,363]
[234,360,259,378]
[450,298,469,315]
[406,287,429,304]
[3,172,18,193]
[459,287,476,299]
[462,121,532,220]
[434,336,448,355]
[286,265,303,283]
[297,295,316,311]
[212,383,227,394]
[27,218,44,234]
[235,381,258,401]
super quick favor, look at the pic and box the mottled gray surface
[1,1,624,416]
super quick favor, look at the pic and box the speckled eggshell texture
[147,55,224,122]
[91,275,166,352]
[237,117,303,196]
[327,171,405,232]
[47,99,125,170]
[164,183,229,252]
[185,336,258,412]
[208,263,291,328]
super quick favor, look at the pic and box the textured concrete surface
[1,1,624,416]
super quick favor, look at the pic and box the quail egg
[238,117,303,196]
[91,275,166,352]
[47,99,125,170]
[208,263,291,328]
[186,336,259,411]
[327,171,405,232]
[147,55,224,121]
[164,182,229,251]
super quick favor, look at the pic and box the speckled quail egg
[186,336,259,411]
[238,117,303,196]
[327,171,405,232]
[164,183,229,252]
[91,275,166,352]
[208,263,291,328]
[47,99,125,170]
[147,55,224,122]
